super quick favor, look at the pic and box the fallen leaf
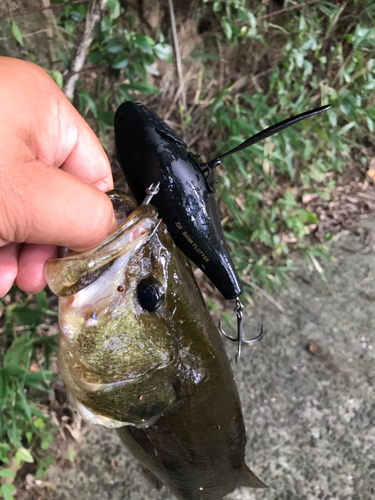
[65,424,81,442]
[366,168,375,181]
[302,193,319,204]
[346,196,358,204]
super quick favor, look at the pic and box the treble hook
[219,297,264,363]
[141,182,161,205]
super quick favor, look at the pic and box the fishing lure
[114,102,330,360]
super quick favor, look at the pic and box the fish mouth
[46,202,178,428]
[45,204,159,297]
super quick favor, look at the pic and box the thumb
[1,159,116,251]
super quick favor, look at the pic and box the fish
[44,190,266,500]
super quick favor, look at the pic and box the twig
[324,1,348,40]
[167,0,186,110]
[258,0,321,20]
[356,192,375,202]
[21,29,50,38]
[0,1,90,21]
[216,34,225,91]
[41,0,57,63]
[309,253,324,276]
[243,280,286,313]
[4,0,12,19]
[63,0,107,100]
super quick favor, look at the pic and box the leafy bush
[195,0,375,293]
[0,291,58,498]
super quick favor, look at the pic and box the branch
[243,279,286,313]
[63,0,107,100]
[258,0,321,20]
[168,0,186,110]
[0,1,90,22]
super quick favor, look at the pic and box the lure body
[115,101,242,300]
[115,101,330,304]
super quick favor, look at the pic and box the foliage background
[0,0,374,498]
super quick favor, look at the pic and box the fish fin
[240,465,267,489]
[140,466,164,491]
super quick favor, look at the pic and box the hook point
[218,298,264,362]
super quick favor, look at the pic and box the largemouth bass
[45,191,266,500]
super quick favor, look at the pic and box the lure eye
[137,277,165,312]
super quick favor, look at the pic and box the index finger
[55,95,114,192]
[0,57,114,192]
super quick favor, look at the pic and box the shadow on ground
[46,218,375,500]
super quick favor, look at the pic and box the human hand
[0,57,116,297]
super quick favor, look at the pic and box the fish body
[45,192,265,499]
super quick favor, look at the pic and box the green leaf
[295,50,304,68]
[0,370,7,402]
[12,305,41,326]
[35,290,48,311]
[70,10,83,22]
[49,71,63,89]
[339,99,352,115]
[100,16,111,32]
[35,454,55,479]
[366,116,374,132]
[25,371,55,383]
[63,19,75,36]
[14,447,34,466]
[23,381,50,393]
[41,435,52,450]
[34,418,45,430]
[134,34,153,54]
[16,379,32,424]
[328,109,337,127]
[105,39,124,54]
[0,444,11,464]
[222,19,232,40]
[3,333,32,375]
[153,43,172,62]
[338,121,356,135]
[56,47,70,68]
[0,469,15,479]
[246,11,257,30]
[120,82,157,95]
[144,64,159,76]
[299,15,306,31]
[111,54,129,69]
[89,49,104,65]
[213,1,222,13]
[0,484,16,500]
[78,89,98,118]
[107,0,121,19]
[11,21,23,46]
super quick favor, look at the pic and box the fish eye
[137,277,165,312]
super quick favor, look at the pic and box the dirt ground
[39,216,375,500]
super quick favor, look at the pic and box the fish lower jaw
[68,391,129,428]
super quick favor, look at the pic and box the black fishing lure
[114,101,330,360]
